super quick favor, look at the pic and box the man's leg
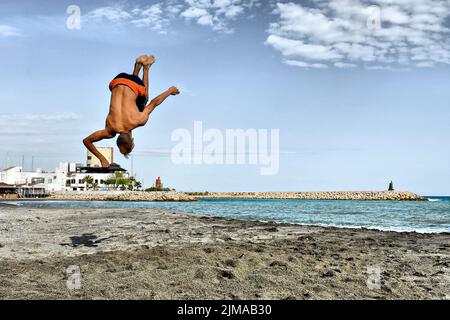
[141,55,155,101]
[133,55,147,77]
[140,86,180,126]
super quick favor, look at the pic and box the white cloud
[365,65,392,70]
[131,4,170,33]
[179,0,260,33]
[86,6,132,23]
[334,62,357,68]
[416,61,434,68]
[84,3,170,34]
[266,1,450,70]
[284,59,329,69]
[0,112,80,122]
[83,1,260,34]
[266,35,342,60]
[0,25,21,37]
[0,112,81,135]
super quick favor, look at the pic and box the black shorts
[109,73,148,112]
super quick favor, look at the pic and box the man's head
[116,132,134,158]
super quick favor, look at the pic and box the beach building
[0,148,128,192]
[0,166,61,191]
[0,183,47,199]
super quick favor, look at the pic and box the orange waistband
[109,78,146,96]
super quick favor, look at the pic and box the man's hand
[100,159,110,168]
[83,129,115,168]
[169,86,180,95]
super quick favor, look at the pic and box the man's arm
[83,129,116,168]
[140,86,180,125]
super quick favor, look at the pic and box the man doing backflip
[83,54,180,168]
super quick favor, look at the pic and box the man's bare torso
[105,85,144,135]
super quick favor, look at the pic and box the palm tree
[134,181,142,191]
[104,172,143,191]
[82,175,94,190]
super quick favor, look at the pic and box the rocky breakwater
[197,191,427,201]
[48,191,197,202]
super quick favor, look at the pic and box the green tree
[82,175,94,190]
[104,172,142,191]
[134,181,142,191]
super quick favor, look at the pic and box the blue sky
[1,0,450,194]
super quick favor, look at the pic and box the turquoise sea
[3,196,450,234]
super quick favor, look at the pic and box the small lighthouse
[155,176,162,189]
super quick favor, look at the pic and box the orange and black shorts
[109,73,148,112]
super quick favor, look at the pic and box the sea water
[3,197,450,234]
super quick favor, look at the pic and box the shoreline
[0,206,449,299]
[1,200,447,235]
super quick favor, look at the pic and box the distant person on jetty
[83,55,180,168]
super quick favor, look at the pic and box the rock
[269,260,288,268]
[48,191,197,202]
[195,269,205,279]
[203,247,214,254]
[225,259,237,268]
[322,270,335,277]
[195,191,426,201]
[219,270,235,279]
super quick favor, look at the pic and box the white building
[0,166,61,191]
[0,162,128,192]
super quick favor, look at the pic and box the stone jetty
[196,191,426,201]
[48,191,197,202]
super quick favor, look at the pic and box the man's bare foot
[169,86,180,95]
[143,55,156,66]
[136,55,147,65]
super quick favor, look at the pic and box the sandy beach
[0,204,449,300]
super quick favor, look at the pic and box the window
[87,156,92,160]
[48,179,53,184]
[31,177,45,184]
[78,179,83,184]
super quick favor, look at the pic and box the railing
[17,187,48,198]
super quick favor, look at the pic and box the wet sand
[0,206,449,299]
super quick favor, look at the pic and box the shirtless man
[83,55,180,168]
